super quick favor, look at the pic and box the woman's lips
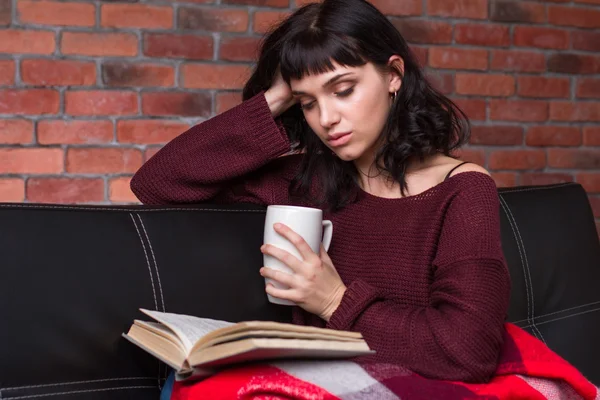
[328,132,352,147]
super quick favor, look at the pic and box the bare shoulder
[448,162,491,178]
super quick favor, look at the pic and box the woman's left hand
[260,223,346,322]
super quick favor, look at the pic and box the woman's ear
[387,55,404,94]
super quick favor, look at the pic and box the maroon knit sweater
[130,92,511,383]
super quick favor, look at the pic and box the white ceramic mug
[263,205,333,305]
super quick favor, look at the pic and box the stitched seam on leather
[498,183,575,195]
[500,196,546,343]
[136,213,167,388]
[2,386,157,399]
[501,199,547,344]
[499,196,545,343]
[1,378,155,391]
[0,204,265,213]
[499,195,536,341]
[130,213,163,389]
[130,214,158,311]
[510,300,600,324]
[519,306,600,329]
[136,214,165,313]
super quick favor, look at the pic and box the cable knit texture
[131,92,511,383]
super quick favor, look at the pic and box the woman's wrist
[321,284,347,322]
[264,88,293,118]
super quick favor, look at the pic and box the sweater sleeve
[130,92,293,205]
[325,175,510,383]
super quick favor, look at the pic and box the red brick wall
[0,0,598,229]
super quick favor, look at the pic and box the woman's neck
[354,160,401,198]
[354,153,446,199]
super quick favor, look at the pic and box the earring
[391,91,397,100]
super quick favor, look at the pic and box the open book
[123,309,374,376]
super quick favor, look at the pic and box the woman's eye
[299,87,353,110]
[335,87,354,97]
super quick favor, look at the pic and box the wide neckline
[356,171,493,203]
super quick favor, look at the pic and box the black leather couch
[1,182,599,400]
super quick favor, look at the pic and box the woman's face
[290,59,401,168]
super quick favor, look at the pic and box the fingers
[272,223,319,263]
[260,267,295,287]
[260,267,299,303]
[319,243,327,257]
[261,244,303,273]
[264,283,298,304]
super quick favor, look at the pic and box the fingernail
[274,223,282,229]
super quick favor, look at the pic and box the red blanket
[170,324,599,400]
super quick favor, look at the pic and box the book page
[134,321,188,353]
[122,330,186,372]
[195,320,363,350]
[188,337,374,369]
[191,329,364,354]
[141,309,234,352]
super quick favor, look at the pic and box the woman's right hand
[264,67,297,118]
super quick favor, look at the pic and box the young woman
[131,0,510,383]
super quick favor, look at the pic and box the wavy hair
[243,0,470,211]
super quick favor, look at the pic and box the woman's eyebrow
[292,72,354,95]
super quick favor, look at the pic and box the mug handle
[322,220,333,251]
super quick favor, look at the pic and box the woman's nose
[319,102,340,128]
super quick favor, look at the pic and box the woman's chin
[332,150,356,161]
[333,143,363,160]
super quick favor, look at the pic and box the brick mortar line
[7,27,598,44]
[13,55,22,85]
[426,45,598,57]
[388,13,600,28]
[103,175,108,202]
[171,1,178,31]
[2,35,599,58]
[0,144,146,150]
[3,47,598,59]
[94,1,101,29]
[9,0,16,26]
[1,173,139,178]
[0,115,199,121]
[247,6,255,34]
[12,0,294,12]
[7,3,600,27]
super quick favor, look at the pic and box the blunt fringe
[243,0,470,211]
